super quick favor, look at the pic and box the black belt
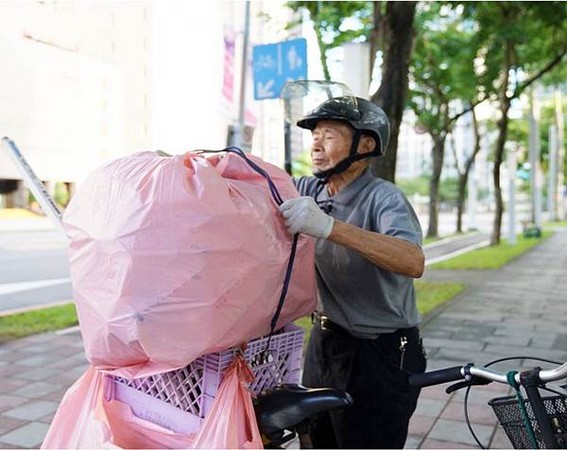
[311,311,347,333]
[311,311,418,339]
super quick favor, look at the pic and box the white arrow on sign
[257,80,275,98]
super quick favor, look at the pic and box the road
[0,211,511,313]
[0,229,71,312]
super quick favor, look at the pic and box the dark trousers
[302,321,427,449]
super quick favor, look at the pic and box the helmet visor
[280,80,356,125]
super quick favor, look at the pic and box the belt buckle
[320,314,330,331]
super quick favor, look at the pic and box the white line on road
[0,278,71,296]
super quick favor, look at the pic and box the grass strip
[414,280,465,316]
[0,303,78,343]
[428,231,551,270]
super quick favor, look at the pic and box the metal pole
[235,1,250,150]
[555,88,565,220]
[507,147,517,244]
[465,113,478,231]
[548,124,558,219]
[528,87,542,229]
[284,121,292,175]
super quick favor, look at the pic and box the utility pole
[528,87,543,229]
[230,1,250,151]
[465,113,478,231]
[507,145,517,244]
[547,124,558,220]
[555,88,565,221]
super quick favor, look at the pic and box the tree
[464,1,567,245]
[408,3,479,237]
[286,1,417,183]
[370,1,418,182]
[452,107,482,233]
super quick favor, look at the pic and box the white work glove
[279,196,334,239]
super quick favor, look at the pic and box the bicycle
[409,358,567,448]
[254,384,352,448]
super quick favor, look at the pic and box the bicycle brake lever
[445,377,492,394]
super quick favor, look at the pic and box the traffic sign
[252,38,307,100]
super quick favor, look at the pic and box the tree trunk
[456,108,481,233]
[427,134,446,238]
[491,42,514,246]
[370,1,417,183]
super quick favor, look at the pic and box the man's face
[310,120,353,174]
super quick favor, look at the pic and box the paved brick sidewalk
[0,230,566,448]
[407,229,567,449]
[0,328,87,448]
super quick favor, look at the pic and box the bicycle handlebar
[409,361,567,388]
[408,366,464,388]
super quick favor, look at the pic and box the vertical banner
[222,29,235,106]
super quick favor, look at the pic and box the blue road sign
[252,38,307,100]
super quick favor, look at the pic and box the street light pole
[507,145,517,244]
[232,1,250,151]
[528,87,543,229]
[548,124,558,220]
[555,88,565,221]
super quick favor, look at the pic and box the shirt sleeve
[376,192,423,247]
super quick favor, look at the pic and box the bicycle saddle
[254,384,353,435]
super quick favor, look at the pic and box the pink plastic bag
[192,352,263,449]
[41,366,115,448]
[62,151,316,378]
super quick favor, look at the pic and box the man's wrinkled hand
[278,196,334,239]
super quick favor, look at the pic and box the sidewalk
[407,228,567,449]
[0,230,566,448]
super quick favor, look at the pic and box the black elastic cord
[193,147,299,349]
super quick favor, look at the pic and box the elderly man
[279,97,427,449]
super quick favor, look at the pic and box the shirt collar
[327,168,375,204]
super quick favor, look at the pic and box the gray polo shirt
[295,169,423,339]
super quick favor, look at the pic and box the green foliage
[291,151,313,177]
[439,177,459,206]
[54,182,70,206]
[397,176,460,206]
[397,176,430,197]
[286,1,372,79]
[461,2,566,98]
[286,1,372,45]
[507,118,529,147]
[410,2,481,134]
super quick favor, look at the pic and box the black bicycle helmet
[297,96,390,181]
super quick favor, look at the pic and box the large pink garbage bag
[63,151,316,378]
